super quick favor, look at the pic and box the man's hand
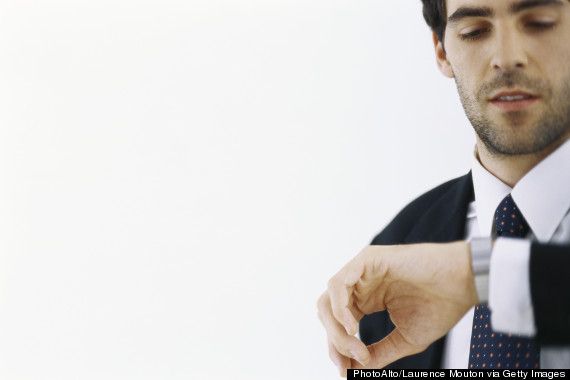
[316,241,478,376]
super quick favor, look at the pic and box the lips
[490,90,538,101]
[488,90,540,112]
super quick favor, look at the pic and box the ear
[433,32,454,78]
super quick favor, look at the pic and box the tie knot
[494,194,530,238]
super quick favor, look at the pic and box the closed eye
[525,20,557,30]
[459,27,491,41]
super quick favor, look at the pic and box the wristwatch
[469,236,494,302]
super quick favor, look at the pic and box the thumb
[352,329,421,369]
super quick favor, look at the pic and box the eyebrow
[447,0,564,24]
[448,6,493,24]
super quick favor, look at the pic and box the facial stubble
[455,71,570,157]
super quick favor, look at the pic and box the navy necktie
[468,194,540,369]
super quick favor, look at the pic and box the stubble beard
[455,71,570,157]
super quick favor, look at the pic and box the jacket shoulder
[371,174,469,245]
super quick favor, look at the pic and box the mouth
[488,90,540,112]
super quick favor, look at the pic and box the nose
[490,26,528,71]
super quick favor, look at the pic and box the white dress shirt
[443,139,570,369]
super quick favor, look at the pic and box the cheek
[446,49,487,98]
[528,38,570,83]
[446,38,490,73]
[523,39,570,104]
[453,72,477,103]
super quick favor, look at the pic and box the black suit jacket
[359,171,570,368]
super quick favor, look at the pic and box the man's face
[441,0,570,156]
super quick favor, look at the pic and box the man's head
[422,0,570,156]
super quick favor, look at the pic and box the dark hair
[421,0,447,43]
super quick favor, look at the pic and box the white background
[0,1,474,379]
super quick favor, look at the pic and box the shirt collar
[471,139,570,242]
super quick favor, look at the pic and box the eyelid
[459,23,489,35]
[459,27,490,40]
[460,26,478,34]
[524,16,557,23]
[521,11,559,23]
[527,21,555,25]
[525,19,557,29]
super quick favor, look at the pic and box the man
[316,0,570,375]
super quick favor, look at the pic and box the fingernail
[353,351,371,366]
[345,320,355,335]
[350,350,363,364]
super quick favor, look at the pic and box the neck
[476,137,569,188]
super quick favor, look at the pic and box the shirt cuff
[488,237,536,336]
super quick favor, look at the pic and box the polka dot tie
[468,194,540,369]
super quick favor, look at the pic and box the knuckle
[317,307,327,325]
[316,295,322,311]
[316,293,327,311]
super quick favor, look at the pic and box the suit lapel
[406,171,474,244]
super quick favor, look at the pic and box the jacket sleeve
[530,242,570,345]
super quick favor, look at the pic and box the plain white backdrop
[0,1,474,379]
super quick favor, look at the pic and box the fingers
[317,293,371,366]
[327,259,365,336]
[352,328,422,370]
[328,339,350,378]
[327,279,358,336]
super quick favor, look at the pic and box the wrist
[449,240,479,307]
